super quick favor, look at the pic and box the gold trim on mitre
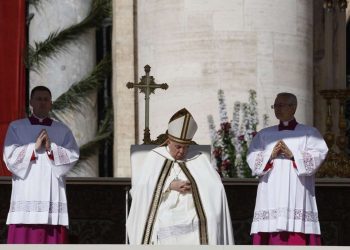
[167,108,198,144]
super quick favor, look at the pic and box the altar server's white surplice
[247,124,328,235]
[126,146,234,245]
[3,118,79,226]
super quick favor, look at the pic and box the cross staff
[126,65,168,144]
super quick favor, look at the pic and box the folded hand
[170,180,192,194]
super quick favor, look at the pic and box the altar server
[3,86,79,244]
[247,92,328,245]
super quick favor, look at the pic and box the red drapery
[0,0,26,176]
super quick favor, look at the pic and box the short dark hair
[30,86,52,99]
[276,92,297,106]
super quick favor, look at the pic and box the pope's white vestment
[3,118,79,226]
[247,124,328,235]
[126,146,234,245]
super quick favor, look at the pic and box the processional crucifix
[126,65,168,144]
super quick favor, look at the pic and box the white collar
[32,113,49,123]
[282,118,295,126]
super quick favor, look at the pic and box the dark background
[0,177,349,245]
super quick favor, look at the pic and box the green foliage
[79,107,113,160]
[209,89,267,178]
[26,0,113,175]
[238,141,251,178]
[71,106,113,172]
[212,122,238,178]
[25,0,112,71]
[51,55,111,113]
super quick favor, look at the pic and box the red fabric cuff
[30,151,36,161]
[47,150,54,160]
[263,160,273,171]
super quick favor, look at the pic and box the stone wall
[136,0,314,144]
[112,0,316,176]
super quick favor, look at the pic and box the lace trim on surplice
[57,146,69,164]
[302,152,314,174]
[254,152,264,172]
[9,201,68,214]
[253,208,318,222]
[13,145,28,167]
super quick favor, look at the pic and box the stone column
[136,0,314,144]
[29,0,98,176]
[112,0,136,177]
[314,1,347,136]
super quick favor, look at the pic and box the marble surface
[112,0,136,177]
[135,0,314,148]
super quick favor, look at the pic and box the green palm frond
[26,0,112,70]
[75,107,113,164]
[51,55,111,113]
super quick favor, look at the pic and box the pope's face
[168,140,189,160]
[30,90,52,118]
[273,95,296,122]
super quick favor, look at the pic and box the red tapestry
[0,0,26,176]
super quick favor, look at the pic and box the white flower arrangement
[208,89,269,178]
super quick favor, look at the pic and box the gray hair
[276,92,297,106]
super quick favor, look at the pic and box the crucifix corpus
[126,65,168,144]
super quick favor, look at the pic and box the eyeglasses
[271,103,293,109]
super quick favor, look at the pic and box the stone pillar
[136,0,314,144]
[314,0,327,134]
[29,0,98,176]
[314,1,347,136]
[112,0,136,177]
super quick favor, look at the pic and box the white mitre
[167,108,198,144]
